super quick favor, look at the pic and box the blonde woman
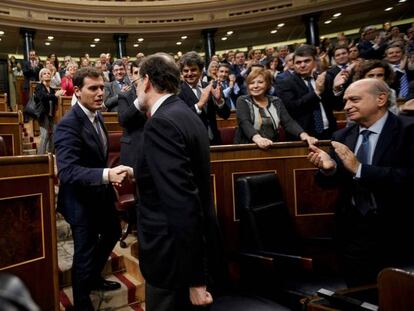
[35,68,65,153]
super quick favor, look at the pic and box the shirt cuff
[194,103,202,114]
[355,164,362,178]
[102,168,110,184]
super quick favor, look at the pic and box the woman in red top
[61,62,78,96]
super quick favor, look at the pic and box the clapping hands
[108,165,134,187]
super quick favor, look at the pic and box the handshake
[108,165,134,187]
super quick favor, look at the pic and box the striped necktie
[395,64,409,98]
[305,77,324,134]
[93,115,107,153]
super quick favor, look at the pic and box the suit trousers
[70,213,121,310]
[146,282,211,311]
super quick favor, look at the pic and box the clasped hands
[108,165,134,187]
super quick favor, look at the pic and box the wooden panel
[210,141,338,255]
[333,110,346,121]
[55,96,73,123]
[102,112,122,132]
[0,154,58,311]
[15,77,26,111]
[0,111,23,155]
[217,110,237,128]
[0,93,8,112]
[29,81,39,97]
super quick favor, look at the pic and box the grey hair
[366,78,390,107]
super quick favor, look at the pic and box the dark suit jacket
[316,113,414,263]
[22,61,42,92]
[230,64,248,95]
[358,40,387,60]
[135,95,224,290]
[54,103,116,225]
[178,81,230,145]
[34,83,58,121]
[275,72,343,139]
[117,89,146,169]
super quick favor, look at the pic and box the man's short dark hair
[218,63,231,70]
[112,59,124,69]
[130,60,141,74]
[139,53,180,94]
[334,45,349,54]
[73,67,103,89]
[179,51,204,71]
[294,44,317,60]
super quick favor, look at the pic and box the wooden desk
[102,112,122,132]
[0,93,8,112]
[55,96,73,123]
[210,141,338,255]
[0,111,23,155]
[217,110,237,128]
[0,154,59,311]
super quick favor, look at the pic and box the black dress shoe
[91,279,121,291]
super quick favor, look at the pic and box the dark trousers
[70,215,121,310]
[146,282,211,311]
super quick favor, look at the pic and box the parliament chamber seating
[234,172,345,309]
[0,93,8,112]
[0,136,6,156]
[378,268,414,311]
[108,131,137,248]
[219,126,236,145]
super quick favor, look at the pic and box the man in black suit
[307,79,414,287]
[133,53,225,310]
[54,67,132,310]
[275,44,347,140]
[178,51,230,145]
[23,50,43,96]
[104,60,131,112]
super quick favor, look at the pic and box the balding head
[344,79,389,128]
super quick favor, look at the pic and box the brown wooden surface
[378,268,414,311]
[0,93,8,112]
[333,111,346,121]
[102,112,122,132]
[0,111,23,155]
[0,154,59,311]
[15,77,25,111]
[210,141,338,255]
[29,81,39,97]
[217,110,237,128]
[55,96,73,123]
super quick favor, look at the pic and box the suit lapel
[293,73,309,94]
[73,104,107,161]
[182,82,199,104]
[372,114,398,165]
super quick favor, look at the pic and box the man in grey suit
[103,60,131,112]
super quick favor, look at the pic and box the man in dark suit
[178,51,230,145]
[307,79,414,287]
[117,60,146,169]
[22,50,42,96]
[132,53,226,310]
[275,44,346,140]
[104,60,131,112]
[54,67,132,310]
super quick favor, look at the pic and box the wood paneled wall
[0,154,59,311]
[210,141,338,255]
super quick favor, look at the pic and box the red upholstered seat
[107,131,122,168]
[219,127,236,145]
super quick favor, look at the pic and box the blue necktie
[355,130,374,215]
[305,78,324,134]
[395,65,409,98]
[356,130,372,164]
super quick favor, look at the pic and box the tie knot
[360,130,372,141]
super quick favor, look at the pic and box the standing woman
[61,62,78,96]
[235,68,317,149]
[35,68,65,153]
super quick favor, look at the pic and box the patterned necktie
[395,64,409,98]
[305,77,324,134]
[94,116,107,153]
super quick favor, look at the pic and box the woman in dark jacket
[35,68,65,153]
[234,68,317,149]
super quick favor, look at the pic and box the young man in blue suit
[132,53,226,310]
[307,79,414,287]
[54,67,133,310]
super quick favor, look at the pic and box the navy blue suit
[54,103,120,310]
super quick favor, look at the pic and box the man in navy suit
[133,53,226,310]
[178,51,230,145]
[54,67,132,310]
[307,79,414,287]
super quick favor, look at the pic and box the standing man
[104,60,131,112]
[307,79,414,287]
[178,51,230,145]
[133,53,225,310]
[276,44,347,140]
[54,67,132,310]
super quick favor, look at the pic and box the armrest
[240,250,313,272]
